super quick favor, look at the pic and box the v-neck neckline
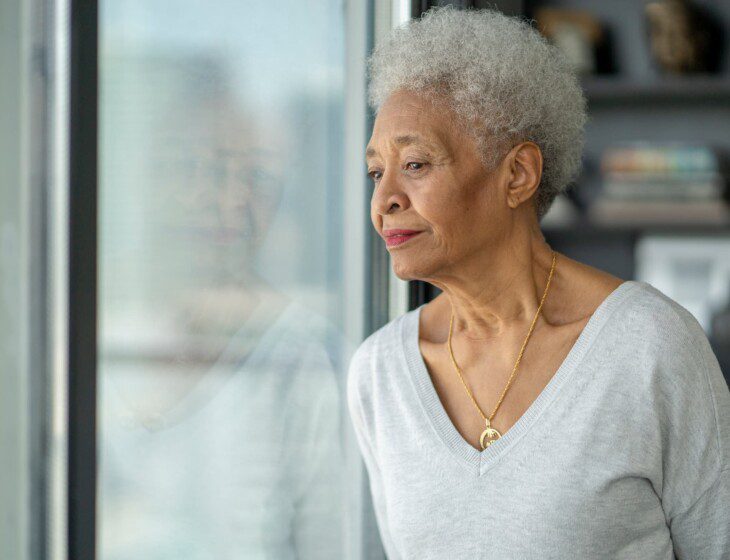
[401,279,642,476]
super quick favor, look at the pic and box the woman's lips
[384,231,423,247]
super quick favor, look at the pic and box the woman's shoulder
[614,281,728,427]
[346,309,415,397]
[622,283,730,514]
[349,310,412,364]
[556,255,696,339]
[617,280,712,357]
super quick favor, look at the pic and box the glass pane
[0,0,30,556]
[98,2,356,557]
[1,0,49,556]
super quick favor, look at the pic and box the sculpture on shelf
[533,7,606,76]
[644,0,724,74]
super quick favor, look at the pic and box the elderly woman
[346,6,730,560]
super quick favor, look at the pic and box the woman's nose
[371,170,410,215]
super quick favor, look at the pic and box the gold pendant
[479,417,502,450]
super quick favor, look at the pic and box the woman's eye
[367,162,425,183]
[368,170,382,181]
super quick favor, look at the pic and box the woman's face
[366,89,514,282]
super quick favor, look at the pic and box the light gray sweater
[347,280,730,559]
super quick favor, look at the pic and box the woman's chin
[391,259,431,282]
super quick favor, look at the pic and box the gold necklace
[447,250,557,450]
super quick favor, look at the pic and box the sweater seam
[672,304,723,472]
[671,466,729,520]
[661,302,723,515]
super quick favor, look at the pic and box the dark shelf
[580,75,730,104]
[542,215,730,236]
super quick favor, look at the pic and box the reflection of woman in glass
[100,84,346,559]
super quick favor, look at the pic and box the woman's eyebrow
[366,134,438,158]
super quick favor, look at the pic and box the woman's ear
[505,141,542,210]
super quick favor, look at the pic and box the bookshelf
[581,75,730,104]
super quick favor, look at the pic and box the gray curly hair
[366,5,588,222]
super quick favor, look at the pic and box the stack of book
[588,142,729,224]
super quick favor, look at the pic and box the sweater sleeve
[669,467,730,560]
[346,337,402,560]
[656,305,730,559]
